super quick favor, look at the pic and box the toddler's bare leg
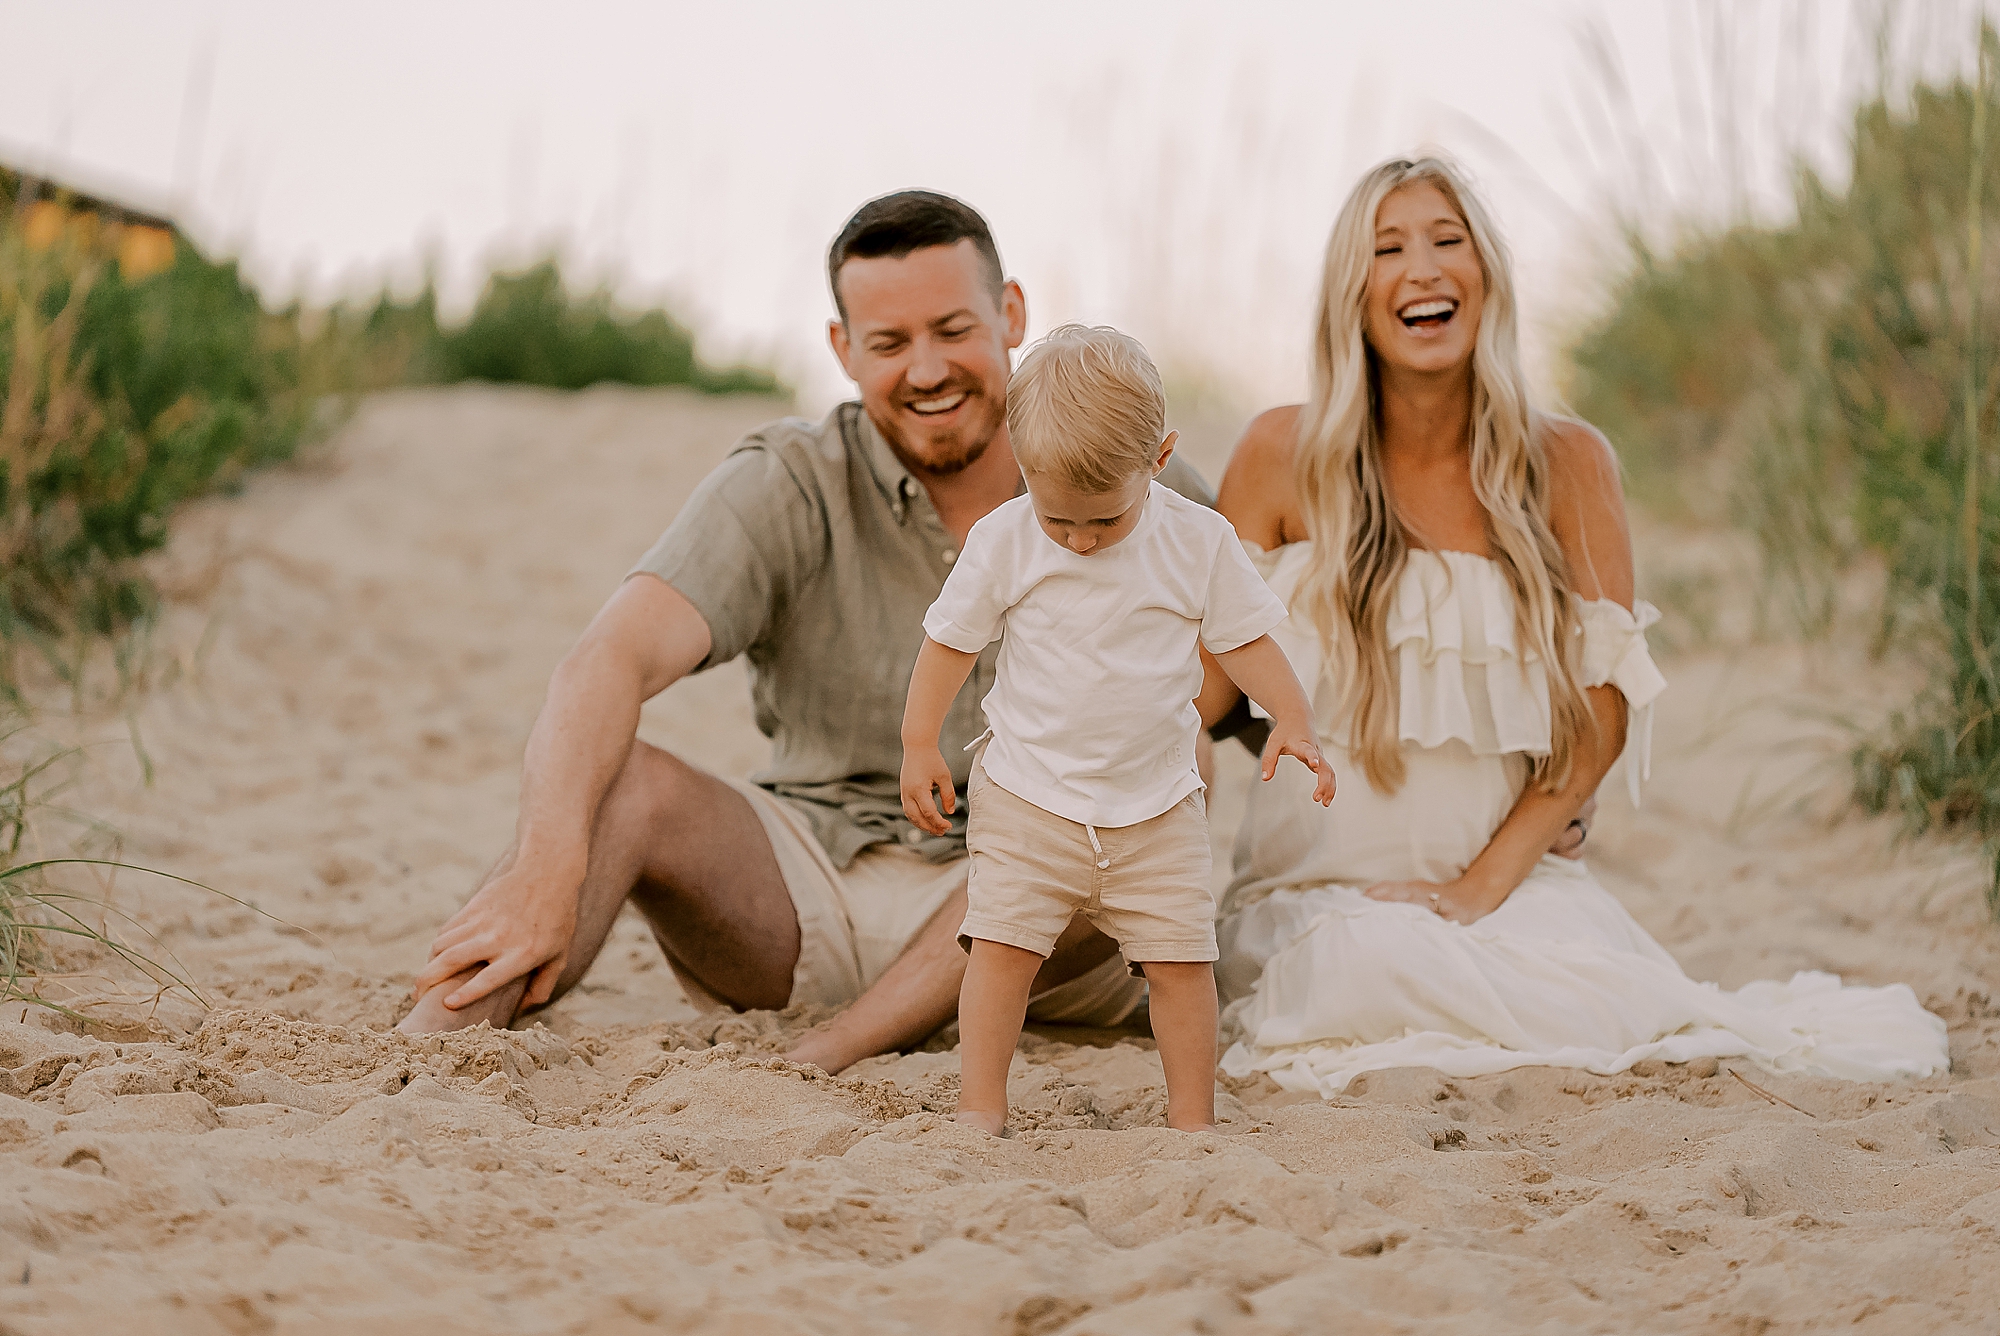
[1139,961,1218,1131]
[955,939,1045,1135]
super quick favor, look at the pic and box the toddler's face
[1022,468,1154,556]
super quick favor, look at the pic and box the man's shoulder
[698,404,866,515]
[1156,452,1216,509]
[725,403,854,471]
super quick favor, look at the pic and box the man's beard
[873,386,1005,479]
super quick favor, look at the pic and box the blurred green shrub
[0,224,315,668]
[421,260,780,395]
[0,191,783,691]
[317,259,782,397]
[1567,31,2000,887]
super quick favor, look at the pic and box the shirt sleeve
[1198,525,1290,653]
[921,513,1014,653]
[629,439,827,669]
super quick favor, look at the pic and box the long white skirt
[1217,854,1950,1096]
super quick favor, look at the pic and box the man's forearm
[512,646,648,874]
[513,575,714,878]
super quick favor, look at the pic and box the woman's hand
[1260,724,1336,806]
[1364,878,1499,925]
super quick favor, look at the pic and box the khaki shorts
[710,777,1147,1027]
[961,764,1217,972]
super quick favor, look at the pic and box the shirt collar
[849,403,921,523]
[847,400,1029,523]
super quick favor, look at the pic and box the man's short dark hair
[827,190,1005,323]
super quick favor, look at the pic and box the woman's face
[1364,181,1486,378]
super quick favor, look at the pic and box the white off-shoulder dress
[1216,543,1948,1097]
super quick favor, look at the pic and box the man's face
[829,240,1026,477]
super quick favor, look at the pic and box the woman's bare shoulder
[1217,405,1307,547]
[1539,415,1633,604]
[1541,416,1621,494]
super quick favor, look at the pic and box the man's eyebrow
[928,308,977,328]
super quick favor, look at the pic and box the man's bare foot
[954,1109,1007,1136]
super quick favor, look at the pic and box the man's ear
[1000,279,1028,350]
[1154,430,1179,474]
[828,317,854,380]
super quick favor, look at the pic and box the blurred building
[2,161,181,279]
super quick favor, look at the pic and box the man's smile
[907,391,969,416]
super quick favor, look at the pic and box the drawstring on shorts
[1086,824,1109,870]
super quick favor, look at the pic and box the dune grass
[0,178,784,1005]
[1567,26,2000,898]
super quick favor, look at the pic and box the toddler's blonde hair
[1006,323,1166,493]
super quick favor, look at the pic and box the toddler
[900,323,1335,1134]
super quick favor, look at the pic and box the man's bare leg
[786,890,1120,1074]
[398,741,799,1033]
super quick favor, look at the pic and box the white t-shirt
[923,482,1288,828]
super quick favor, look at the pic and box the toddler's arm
[900,637,981,834]
[1212,634,1336,806]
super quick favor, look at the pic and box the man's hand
[901,744,957,835]
[1260,722,1336,806]
[1364,878,1496,926]
[1552,795,1597,859]
[412,859,583,1012]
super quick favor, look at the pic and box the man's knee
[599,740,697,833]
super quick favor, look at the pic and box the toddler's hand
[900,745,957,835]
[1261,726,1336,807]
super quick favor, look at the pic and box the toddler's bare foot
[1167,1115,1216,1133]
[954,1109,1008,1136]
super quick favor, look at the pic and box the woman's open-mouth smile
[1397,297,1458,334]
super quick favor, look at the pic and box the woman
[1200,156,1946,1098]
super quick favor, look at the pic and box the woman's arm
[1201,406,1309,729]
[1366,420,1637,922]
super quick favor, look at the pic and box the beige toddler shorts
[960,763,1217,972]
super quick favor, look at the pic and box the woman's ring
[1429,893,1441,910]
[1566,817,1588,850]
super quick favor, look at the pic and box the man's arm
[411,574,710,1010]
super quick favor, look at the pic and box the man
[398,191,1216,1072]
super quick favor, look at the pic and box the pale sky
[0,1,1985,412]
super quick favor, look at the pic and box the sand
[2,385,1998,1335]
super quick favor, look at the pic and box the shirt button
[902,827,923,845]
[942,549,958,566]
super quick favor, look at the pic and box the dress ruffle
[1387,549,1551,757]
[1249,544,1664,802]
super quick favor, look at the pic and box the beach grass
[1566,23,2000,895]
[0,178,785,1004]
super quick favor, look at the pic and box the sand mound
[2,386,1998,1333]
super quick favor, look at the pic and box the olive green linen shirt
[632,401,1216,867]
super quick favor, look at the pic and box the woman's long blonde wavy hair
[1294,156,1590,795]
